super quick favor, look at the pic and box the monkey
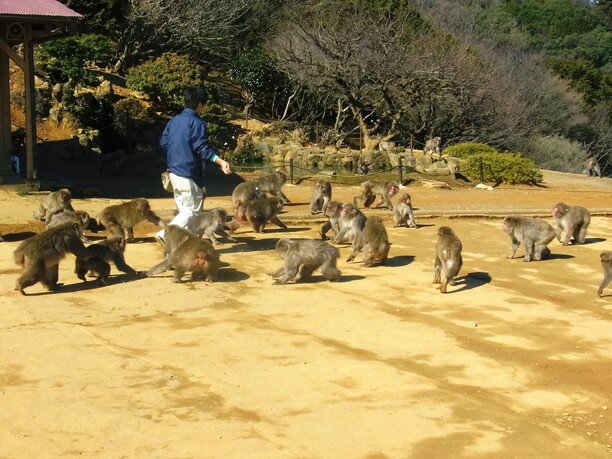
[13,222,92,295]
[598,252,611,297]
[551,203,591,245]
[46,209,93,243]
[99,149,127,176]
[320,200,343,241]
[347,216,390,265]
[75,236,138,285]
[332,203,367,249]
[393,193,416,228]
[231,181,263,213]
[501,216,556,262]
[146,225,219,283]
[255,170,291,203]
[309,179,332,215]
[227,197,287,233]
[33,188,74,221]
[193,208,237,244]
[423,136,441,154]
[98,198,163,242]
[272,239,341,284]
[354,180,399,209]
[582,157,602,178]
[447,158,460,180]
[379,140,395,152]
[433,226,462,293]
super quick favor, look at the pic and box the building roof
[0,0,81,19]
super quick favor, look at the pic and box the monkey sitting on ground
[193,208,237,245]
[552,202,591,245]
[227,197,287,233]
[332,203,367,247]
[146,225,220,283]
[393,193,416,228]
[433,226,462,293]
[255,170,291,203]
[272,239,341,284]
[354,180,399,209]
[582,157,602,178]
[13,223,92,294]
[75,237,138,285]
[423,136,441,154]
[98,198,163,242]
[231,181,263,213]
[598,252,611,297]
[309,179,332,215]
[320,200,343,241]
[347,216,390,266]
[33,188,74,221]
[502,216,556,262]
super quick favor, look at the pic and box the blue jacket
[160,108,218,187]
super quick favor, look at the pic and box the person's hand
[219,159,232,175]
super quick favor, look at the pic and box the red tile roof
[0,0,81,19]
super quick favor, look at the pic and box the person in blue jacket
[156,86,232,244]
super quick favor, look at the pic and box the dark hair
[183,86,208,109]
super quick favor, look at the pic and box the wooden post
[0,24,12,177]
[23,24,37,181]
[289,158,294,185]
[315,121,319,144]
[410,134,414,154]
[479,156,484,183]
[398,156,403,185]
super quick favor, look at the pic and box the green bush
[462,152,543,184]
[36,34,115,84]
[443,142,499,158]
[226,137,264,166]
[113,98,151,138]
[523,135,589,173]
[125,54,204,111]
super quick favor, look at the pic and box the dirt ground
[0,170,611,458]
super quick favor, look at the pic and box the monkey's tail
[13,249,25,266]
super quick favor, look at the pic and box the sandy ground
[0,170,611,458]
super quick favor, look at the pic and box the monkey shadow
[281,202,306,208]
[216,267,249,282]
[583,237,606,245]
[334,274,366,283]
[130,237,157,244]
[1,232,36,242]
[414,223,435,229]
[299,274,365,284]
[385,255,415,267]
[217,238,280,254]
[269,227,311,233]
[451,271,492,293]
[546,253,575,260]
[25,274,145,295]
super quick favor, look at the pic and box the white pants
[156,173,204,239]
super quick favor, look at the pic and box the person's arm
[160,122,170,152]
[192,120,232,175]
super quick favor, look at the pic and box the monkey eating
[193,207,237,244]
[393,193,416,228]
[227,197,287,233]
[146,225,220,283]
[75,236,138,285]
[433,226,462,293]
[598,251,611,297]
[309,179,332,215]
[552,202,591,245]
[33,188,74,221]
[347,216,390,266]
[354,180,399,210]
[502,215,556,262]
[272,238,341,284]
[98,198,163,242]
[13,223,92,294]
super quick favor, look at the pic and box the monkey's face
[501,219,513,234]
[552,205,567,218]
[324,203,339,217]
[340,204,355,218]
[388,184,399,197]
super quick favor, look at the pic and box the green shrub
[125,54,204,111]
[227,137,264,166]
[443,142,499,158]
[113,98,151,138]
[462,152,543,184]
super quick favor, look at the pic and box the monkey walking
[347,216,390,266]
[231,181,263,213]
[98,198,163,242]
[227,197,287,233]
[354,181,399,210]
[598,252,611,297]
[193,208,237,245]
[255,170,291,203]
[75,237,138,285]
[393,193,416,228]
[272,239,341,284]
[501,216,556,262]
[433,226,462,293]
[13,223,92,294]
